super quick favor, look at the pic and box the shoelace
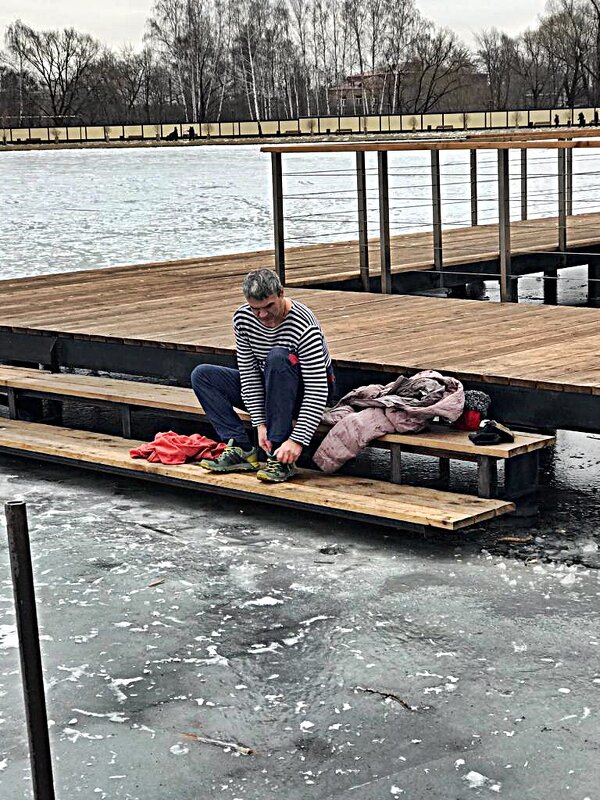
[218,443,239,461]
[262,456,281,474]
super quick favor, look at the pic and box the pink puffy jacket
[313,370,464,473]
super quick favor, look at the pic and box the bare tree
[409,27,474,113]
[513,29,551,108]
[5,21,101,123]
[537,1,587,106]
[476,28,517,108]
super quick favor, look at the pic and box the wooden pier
[263,138,600,303]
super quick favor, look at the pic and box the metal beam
[497,149,515,302]
[271,152,285,284]
[356,151,370,291]
[377,150,392,293]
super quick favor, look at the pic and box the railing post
[520,149,528,221]
[589,257,600,306]
[356,151,370,291]
[566,144,573,216]
[5,501,56,800]
[544,146,566,305]
[497,148,516,302]
[470,149,478,226]
[378,150,392,294]
[271,152,285,284]
[431,149,444,287]
[558,148,567,256]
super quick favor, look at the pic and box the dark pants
[191,347,304,451]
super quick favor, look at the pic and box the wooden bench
[0,366,554,500]
[0,418,514,532]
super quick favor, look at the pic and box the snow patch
[240,596,283,607]
[0,625,17,650]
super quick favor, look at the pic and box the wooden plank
[261,140,600,154]
[0,419,515,530]
[377,426,554,458]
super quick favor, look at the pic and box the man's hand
[274,439,303,464]
[257,424,272,454]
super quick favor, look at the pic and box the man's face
[247,291,287,328]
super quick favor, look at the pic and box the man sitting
[191,268,335,482]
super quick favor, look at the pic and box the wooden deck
[2,212,600,294]
[0,255,599,399]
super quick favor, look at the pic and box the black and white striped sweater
[233,300,332,447]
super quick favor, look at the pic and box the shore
[0,127,525,153]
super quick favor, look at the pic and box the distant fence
[2,107,600,145]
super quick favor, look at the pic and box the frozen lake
[2,143,600,284]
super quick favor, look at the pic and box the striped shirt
[233,300,332,447]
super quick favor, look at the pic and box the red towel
[130,431,226,465]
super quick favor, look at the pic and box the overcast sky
[0,0,549,50]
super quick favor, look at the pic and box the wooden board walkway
[0,418,515,530]
[0,262,600,398]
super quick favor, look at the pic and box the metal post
[7,387,18,419]
[356,151,370,291]
[271,152,285,284]
[588,257,600,307]
[543,148,566,306]
[431,150,444,287]
[566,145,573,216]
[477,456,498,498]
[558,148,567,255]
[390,445,402,483]
[470,150,478,226]
[378,150,392,294]
[520,149,528,221]
[438,457,450,487]
[5,502,56,800]
[497,149,516,302]
[120,405,132,438]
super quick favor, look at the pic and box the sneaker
[199,439,259,472]
[256,456,297,483]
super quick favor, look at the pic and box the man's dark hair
[242,269,282,301]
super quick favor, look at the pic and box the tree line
[1,0,600,127]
